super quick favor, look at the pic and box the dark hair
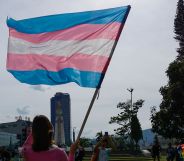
[32,115,53,152]
[102,139,108,143]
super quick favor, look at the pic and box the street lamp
[73,127,76,142]
[127,88,134,113]
[127,88,134,145]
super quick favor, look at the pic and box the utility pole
[127,88,134,147]
[73,127,76,142]
[127,88,134,115]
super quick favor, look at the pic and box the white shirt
[98,148,110,161]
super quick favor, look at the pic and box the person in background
[75,145,85,161]
[91,133,116,161]
[151,140,161,161]
[166,143,175,161]
[175,139,184,161]
[174,142,180,161]
[22,115,78,161]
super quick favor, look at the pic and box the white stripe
[8,37,115,57]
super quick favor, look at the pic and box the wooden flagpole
[76,5,131,140]
[76,88,99,140]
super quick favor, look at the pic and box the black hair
[32,115,53,152]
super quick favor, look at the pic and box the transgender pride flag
[6,6,130,88]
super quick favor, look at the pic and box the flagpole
[76,88,99,140]
[76,5,131,141]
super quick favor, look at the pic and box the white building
[0,132,18,146]
[54,102,65,145]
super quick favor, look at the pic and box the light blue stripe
[7,6,130,34]
[7,68,104,88]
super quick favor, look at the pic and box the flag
[6,6,131,88]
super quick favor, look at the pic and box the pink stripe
[9,23,122,43]
[7,53,109,73]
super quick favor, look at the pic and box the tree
[95,131,103,141]
[130,115,143,150]
[112,135,126,151]
[151,0,184,139]
[109,99,144,138]
[79,137,91,147]
[153,135,159,144]
[174,0,184,60]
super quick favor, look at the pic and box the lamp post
[127,88,134,114]
[73,127,76,142]
[127,88,134,147]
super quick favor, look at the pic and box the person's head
[32,115,53,152]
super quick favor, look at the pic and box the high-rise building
[50,92,71,146]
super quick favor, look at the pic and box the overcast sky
[0,0,178,138]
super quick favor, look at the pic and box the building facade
[0,132,17,147]
[50,92,71,146]
[0,119,32,146]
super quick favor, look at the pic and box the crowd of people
[20,115,116,161]
[1,114,183,161]
[166,141,184,161]
[151,139,184,161]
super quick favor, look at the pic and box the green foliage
[174,0,184,60]
[112,136,126,150]
[130,115,143,146]
[153,135,159,144]
[150,0,184,139]
[95,131,103,138]
[95,131,103,142]
[109,99,144,138]
[79,137,91,147]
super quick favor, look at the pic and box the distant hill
[139,128,155,148]
[142,129,155,144]
[140,128,174,149]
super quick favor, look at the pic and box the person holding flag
[22,115,78,161]
[6,5,131,153]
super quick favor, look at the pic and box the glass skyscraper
[50,92,71,146]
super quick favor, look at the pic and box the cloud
[16,106,30,115]
[0,114,14,123]
[6,115,11,119]
[81,129,95,138]
[29,85,50,92]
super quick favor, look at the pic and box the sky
[0,0,178,138]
